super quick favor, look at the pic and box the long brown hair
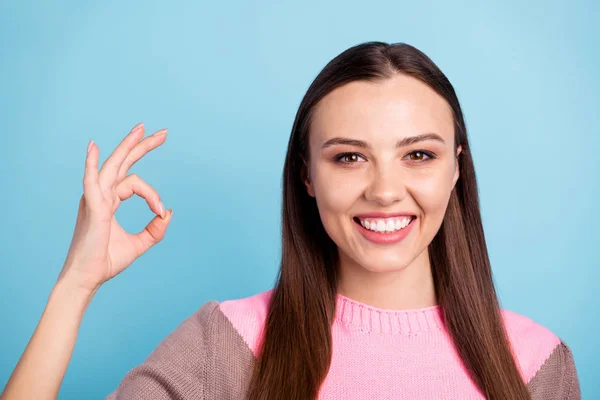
[246,41,530,400]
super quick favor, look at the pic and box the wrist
[53,273,99,305]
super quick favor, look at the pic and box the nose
[364,164,407,207]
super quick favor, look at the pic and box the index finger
[98,122,145,189]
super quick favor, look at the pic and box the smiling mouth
[352,216,417,233]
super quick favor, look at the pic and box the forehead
[310,74,454,145]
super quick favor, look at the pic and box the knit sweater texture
[105,289,581,399]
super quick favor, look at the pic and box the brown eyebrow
[321,133,446,149]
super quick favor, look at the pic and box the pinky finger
[83,140,102,208]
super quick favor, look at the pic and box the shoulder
[105,293,269,400]
[218,288,274,357]
[156,288,273,357]
[158,288,274,365]
[500,308,581,399]
[500,307,561,382]
[105,301,221,399]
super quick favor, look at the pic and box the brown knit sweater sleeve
[104,300,255,400]
[527,340,581,400]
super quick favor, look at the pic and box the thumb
[134,209,173,253]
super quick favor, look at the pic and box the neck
[336,247,436,310]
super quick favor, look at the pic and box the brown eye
[343,154,359,163]
[406,150,435,163]
[410,151,425,161]
[334,152,365,164]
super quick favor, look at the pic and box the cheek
[312,166,364,214]
[311,165,365,238]
[409,167,455,216]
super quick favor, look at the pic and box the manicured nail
[132,122,144,132]
[87,139,94,153]
[159,201,165,218]
[153,128,168,137]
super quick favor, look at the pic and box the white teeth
[385,220,395,232]
[358,216,414,233]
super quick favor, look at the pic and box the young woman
[1,42,580,400]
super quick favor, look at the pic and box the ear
[300,155,315,198]
[452,145,462,187]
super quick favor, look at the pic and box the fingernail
[159,201,165,218]
[153,128,168,137]
[87,139,94,153]
[132,122,144,132]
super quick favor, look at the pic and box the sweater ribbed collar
[334,293,445,335]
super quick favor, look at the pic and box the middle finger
[117,128,168,182]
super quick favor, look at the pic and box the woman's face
[305,74,461,275]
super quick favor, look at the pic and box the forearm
[1,276,97,400]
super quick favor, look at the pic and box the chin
[349,253,414,274]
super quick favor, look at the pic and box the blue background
[1,0,598,398]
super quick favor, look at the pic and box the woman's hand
[0,122,174,400]
[58,122,173,293]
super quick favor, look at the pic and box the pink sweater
[106,289,581,399]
